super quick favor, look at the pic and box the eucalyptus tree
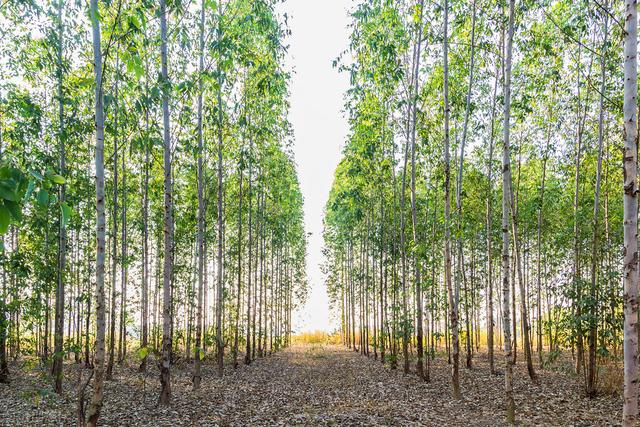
[327,0,631,422]
[192,0,206,391]
[586,4,609,398]
[51,0,66,395]
[214,0,226,379]
[484,27,501,376]
[158,0,173,404]
[4,0,640,423]
[442,0,460,399]
[622,0,638,423]
[407,0,425,379]
[501,0,516,421]
[0,0,306,416]
[85,0,106,422]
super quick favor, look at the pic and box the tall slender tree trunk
[84,218,92,367]
[508,178,537,381]
[463,250,472,367]
[203,220,209,355]
[586,8,609,397]
[215,0,225,378]
[139,24,151,374]
[258,192,265,357]
[0,292,6,384]
[350,242,356,351]
[443,0,460,399]
[233,166,243,368]
[456,0,476,370]
[106,52,119,382]
[86,0,106,421]
[486,38,500,375]
[427,195,437,382]
[380,104,388,364]
[251,186,258,360]
[622,0,638,423]
[379,192,385,363]
[536,108,552,369]
[390,139,398,368]
[193,0,206,390]
[502,0,516,422]
[245,138,253,366]
[158,0,173,404]
[400,127,409,374]
[572,41,589,375]
[0,222,7,381]
[398,35,413,374]
[75,234,82,364]
[0,119,6,384]
[118,141,127,363]
[52,0,66,394]
[409,0,425,380]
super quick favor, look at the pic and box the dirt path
[0,344,620,426]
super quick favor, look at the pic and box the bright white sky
[279,0,352,333]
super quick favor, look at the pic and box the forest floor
[0,344,622,426]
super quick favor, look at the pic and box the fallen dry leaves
[0,345,621,426]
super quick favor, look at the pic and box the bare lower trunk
[159,0,173,404]
[0,134,5,383]
[399,94,410,374]
[119,145,127,364]
[215,0,225,378]
[139,25,151,373]
[622,0,638,423]
[456,0,477,371]
[0,297,8,383]
[486,40,500,375]
[502,1,516,422]
[536,110,552,369]
[245,138,253,366]
[52,0,66,394]
[193,0,206,390]
[233,168,243,368]
[86,1,106,422]
[508,184,537,381]
[443,0,459,399]
[586,8,608,397]
[106,53,120,382]
[409,0,425,380]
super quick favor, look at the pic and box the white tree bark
[159,0,173,405]
[622,0,638,423]
[86,0,106,422]
[502,0,516,422]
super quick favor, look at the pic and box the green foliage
[0,0,306,369]
[137,346,149,360]
[324,0,625,371]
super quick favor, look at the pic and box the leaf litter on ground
[0,344,622,426]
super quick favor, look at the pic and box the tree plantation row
[323,0,639,424]
[0,0,308,425]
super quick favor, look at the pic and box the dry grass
[292,330,341,345]
[597,359,623,396]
